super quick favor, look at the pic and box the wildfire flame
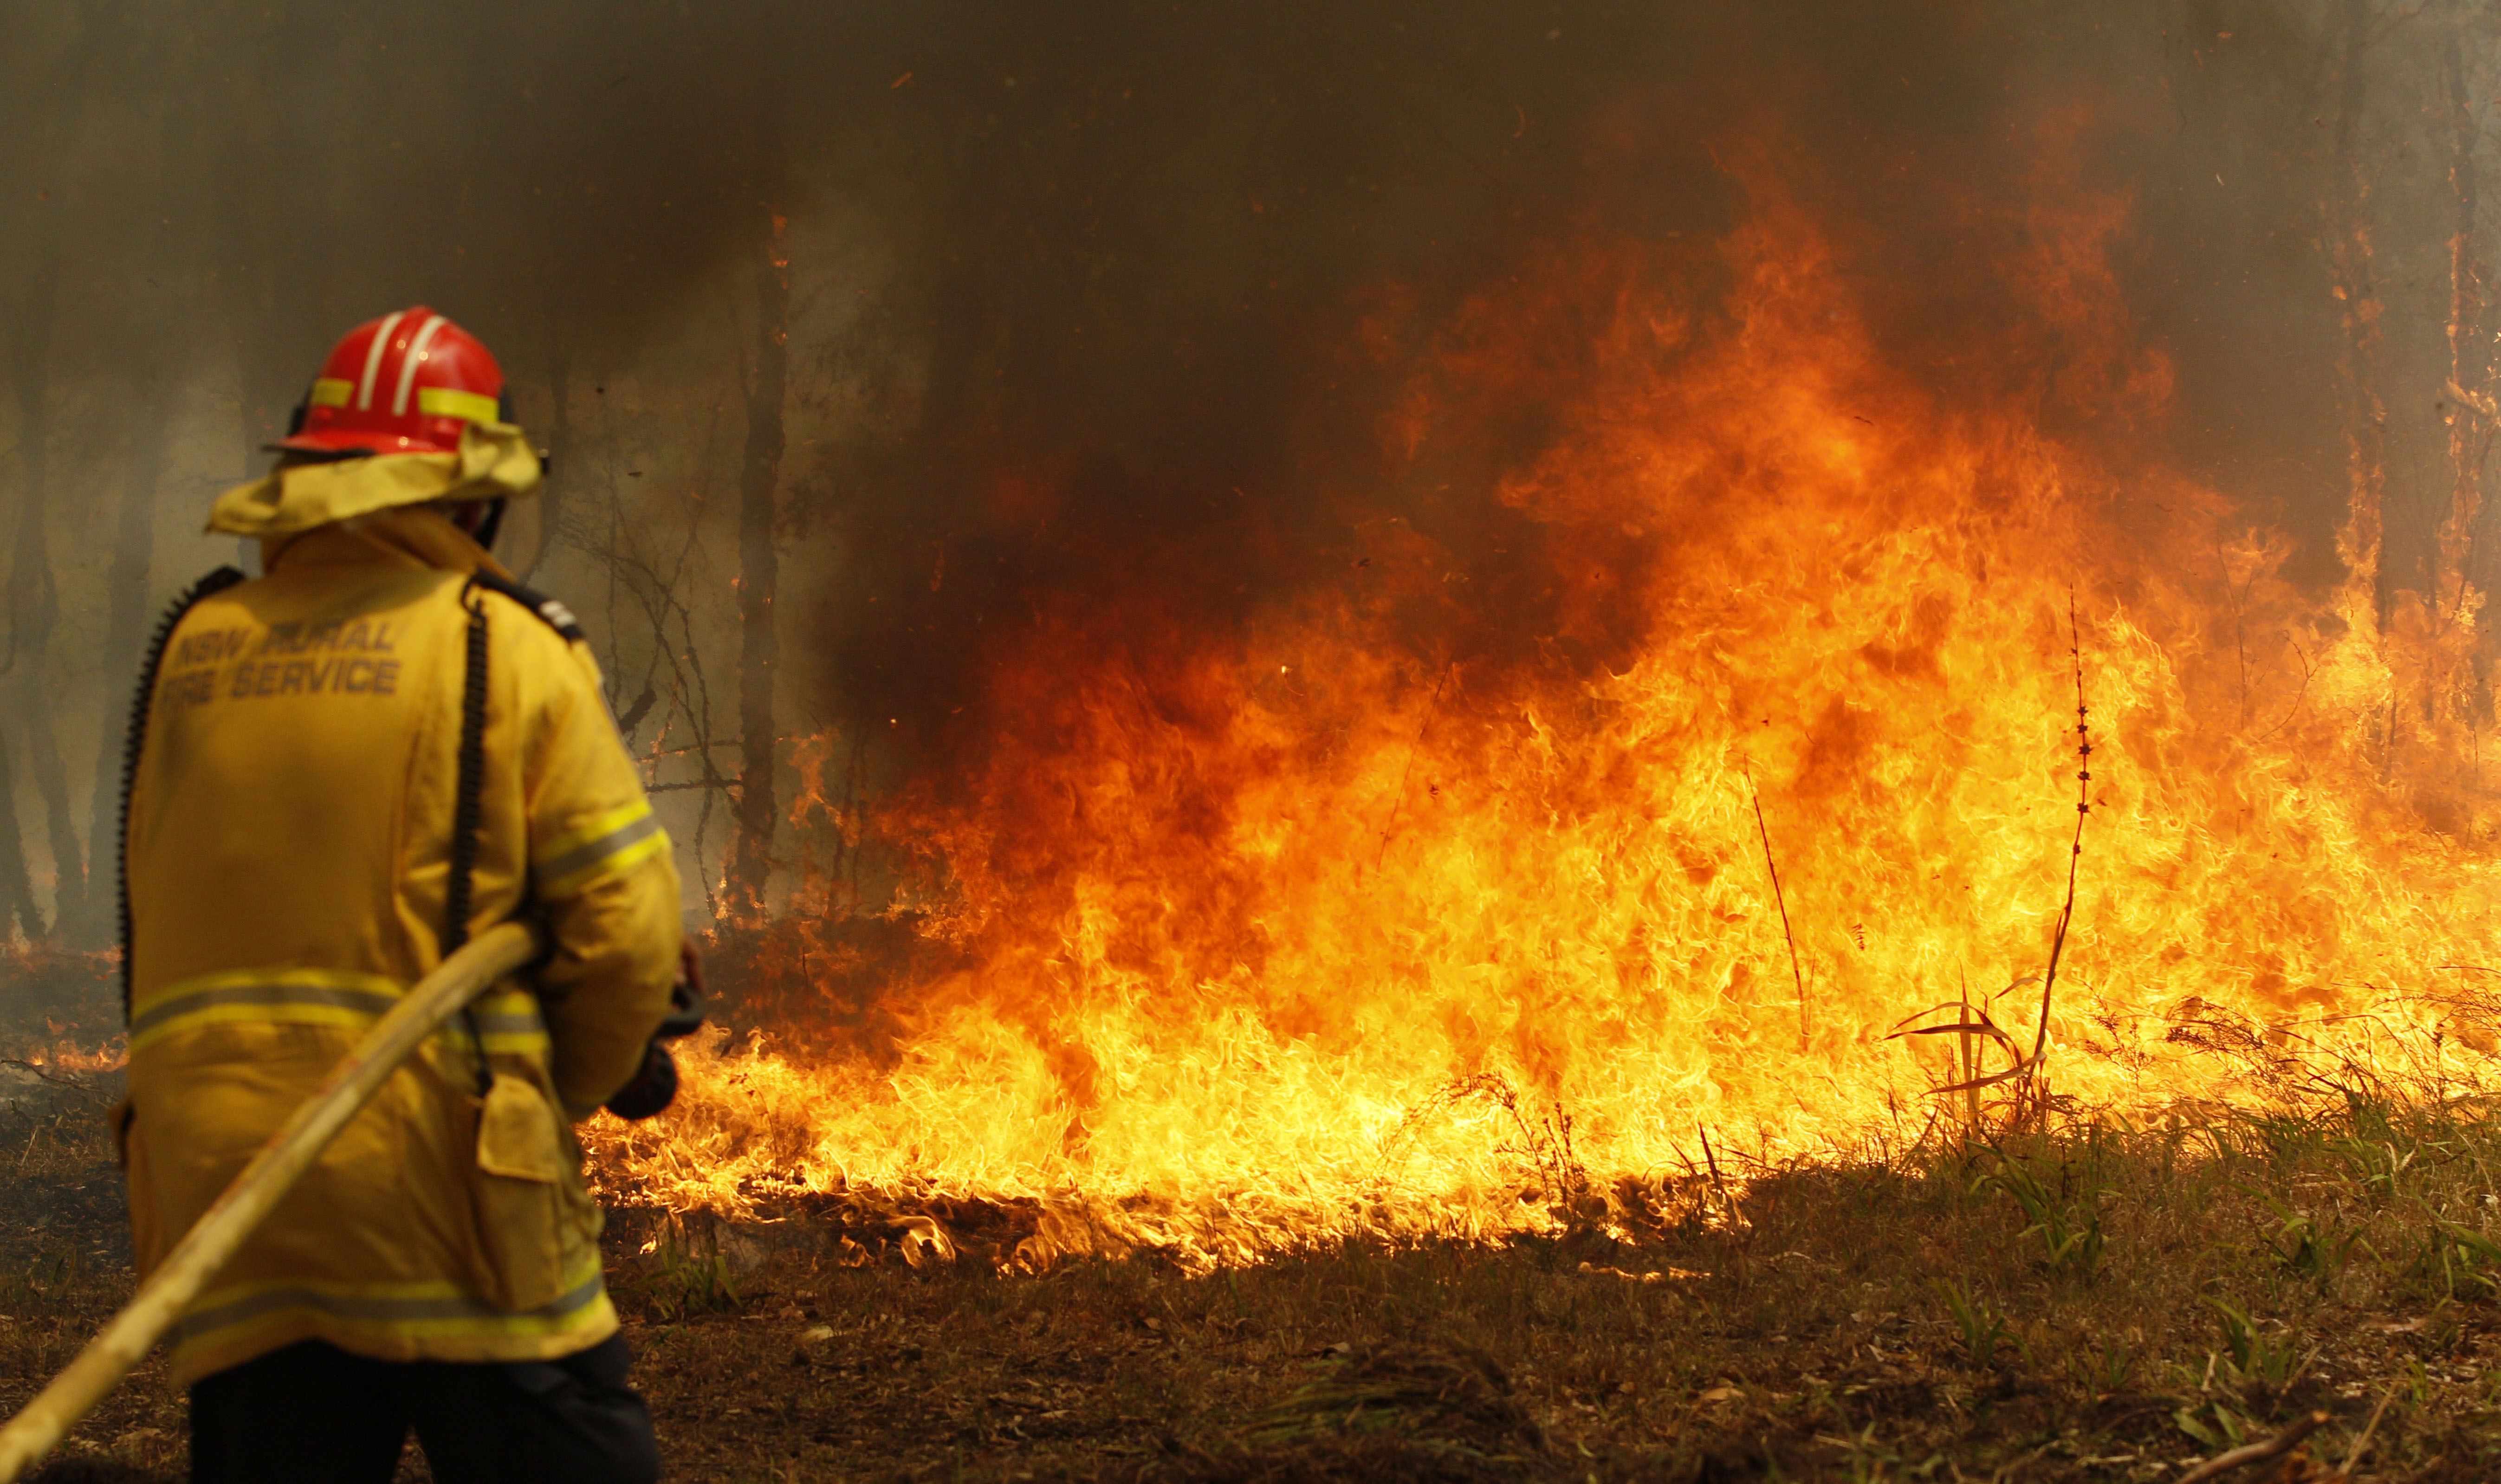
[13,1044,125,1077]
[587,154,2501,1264]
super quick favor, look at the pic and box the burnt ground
[8,961,2501,1479]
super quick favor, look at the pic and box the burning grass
[588,156,2501,1248]
[591,1090,2501,1481]
[21,1084,2501,1478]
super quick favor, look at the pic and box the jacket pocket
[472,1071,568,1313]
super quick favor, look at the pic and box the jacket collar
[262,505,516,583]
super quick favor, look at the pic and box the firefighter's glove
[603,950,707,1122]
[657,954,706,1040]
[603,1041,679,1121]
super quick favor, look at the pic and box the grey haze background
[0,0,2478,942]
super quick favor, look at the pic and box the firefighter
[119,308,685,1484]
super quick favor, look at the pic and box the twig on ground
[0,1059,102,1098]
[1745,766,1809,1053]
[1959,971,1981,1135]
[1886,991,2033,1103]
[2335,1387,2395,1480]
[1697,1123,1739,1231]
[2174,1409,2327,1484]
[2025,592,2095,1121]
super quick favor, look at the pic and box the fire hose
[0,919,542,1483]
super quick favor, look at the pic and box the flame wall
[9,3,2500,1249]
[595,122,2501,1253]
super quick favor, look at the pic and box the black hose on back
[119,567,246,1022]
[448,585,492,1094]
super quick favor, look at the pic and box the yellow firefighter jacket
[122,503,680,1387]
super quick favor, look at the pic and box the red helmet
[275,306,507,456]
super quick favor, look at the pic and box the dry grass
[10,1092,2501,1480]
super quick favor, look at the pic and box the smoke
[780,3,2378,777]
[0,0,2482,923]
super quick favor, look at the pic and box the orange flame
[588,155,2501,1261]
[16,1044,125,1076]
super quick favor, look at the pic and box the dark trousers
[188,1335,660,1484]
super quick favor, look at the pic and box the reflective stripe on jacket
[123,510,681,1387]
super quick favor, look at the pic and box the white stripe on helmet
[354,310,407,410]
[391,315,449,418]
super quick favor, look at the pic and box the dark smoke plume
[0,0,2482,927]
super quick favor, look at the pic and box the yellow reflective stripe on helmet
[533,800,669,898]
[130,968,403,1054]
[416,385,500,426]
[308,377,354,409]
[172,1261,610,1360]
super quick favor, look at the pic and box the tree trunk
[79,359,171,947]
[7,222,80,940]
[2328,0,2388,642]
[2441,27,2482,554]
[206,6,325,489]
[2435,25,2489,728]
[0,258,43,946]
[729,205,789,923]
[11,427,83,941]
[0,728,44,944]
